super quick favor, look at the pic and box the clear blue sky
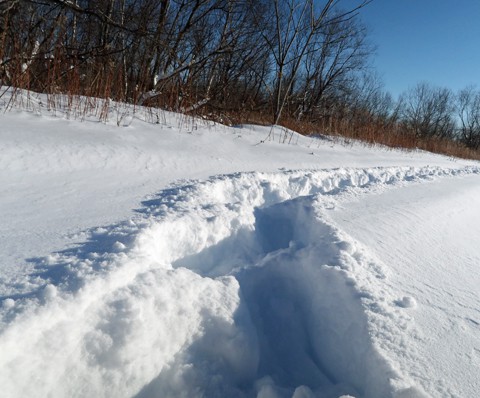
[343,0,480,98]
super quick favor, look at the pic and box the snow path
[330,173,480,398]
[1,165,479,398]
[4,109,464,299]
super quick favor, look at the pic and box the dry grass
[2,83,479,162]
[181,107,480,161]
[215,111,480,161]
[280,116,480,161]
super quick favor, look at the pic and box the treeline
[398,83,480,151]
[1,0,480,156]
[0,1,377,121]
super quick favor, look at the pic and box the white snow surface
[1,90,479,398]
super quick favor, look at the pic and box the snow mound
[0,166,478,397]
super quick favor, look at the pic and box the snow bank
[1,165,478,398]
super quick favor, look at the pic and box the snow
[329,174,480,397]
[0,90,479,397]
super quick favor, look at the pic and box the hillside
[0,94,479,398]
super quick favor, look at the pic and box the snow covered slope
[1,92,479,397]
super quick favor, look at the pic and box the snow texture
[1,89,479,398]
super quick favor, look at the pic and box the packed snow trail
[1,166,479,398]
[2,102,475,300]
[0,110,464,296]
[330,173,480,397]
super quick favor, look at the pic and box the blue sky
[343,0,480,98]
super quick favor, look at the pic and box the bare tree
[255,0,371,125]
[332,71,394,133]
[400,82,455,139]
[296,9,372,122]
[457,86,480,149]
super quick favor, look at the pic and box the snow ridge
[0,165,478,398]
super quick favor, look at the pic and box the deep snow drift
[1,90,479,398]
